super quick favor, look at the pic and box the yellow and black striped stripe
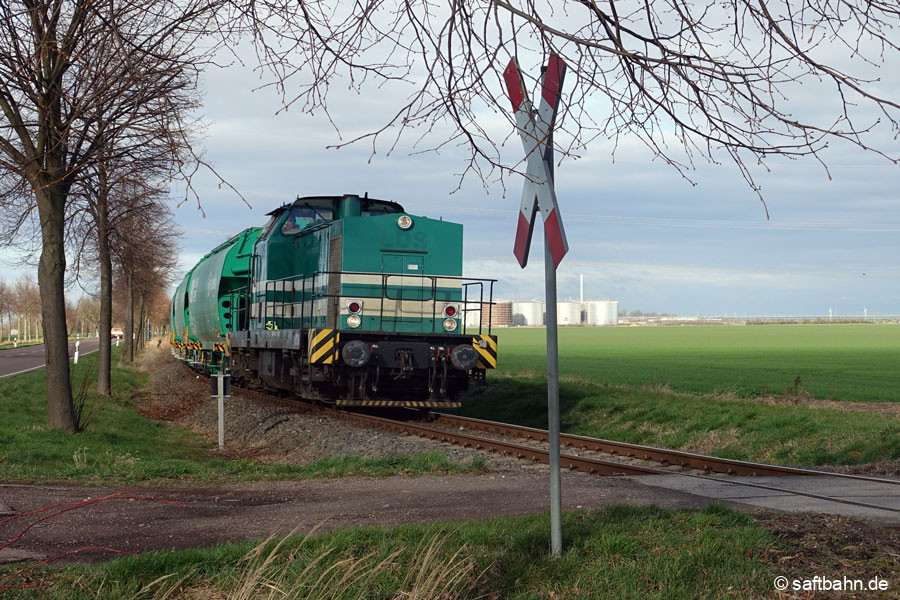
[472,334,498,369]
[213,343,227,353]
[308,328,340,364]
[336,400,462,408]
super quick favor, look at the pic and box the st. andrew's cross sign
[503,52,568,557]
[504,53,569,268]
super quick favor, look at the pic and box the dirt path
[0,473,710,565]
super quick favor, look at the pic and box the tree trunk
[35,186,76,431]
[138,295,145,352]
[97,178,113,394]
[125,271,134,362]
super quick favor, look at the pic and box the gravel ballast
[142,347,537,472]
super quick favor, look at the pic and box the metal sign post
[504,53,568,557]
[74,340,80,365]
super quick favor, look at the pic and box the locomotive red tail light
[443,305,457,317]
[348,301,361,313]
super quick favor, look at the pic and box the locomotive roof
[265,195,405,217]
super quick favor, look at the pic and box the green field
[491,324,900,403]
[454,324,900,467]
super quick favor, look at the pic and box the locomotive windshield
[281,203,332,234]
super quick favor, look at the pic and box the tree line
[2,1,898,432]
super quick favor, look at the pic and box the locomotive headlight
[397,215,413,230]
[342,340,370,367]
[347,314,362,328]
[443,317,458,332]
[450,344,478,370]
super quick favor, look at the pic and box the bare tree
[4,1,899,431]
[244,1,900,205]
[0,2,209,430]
[69,146,193,393]
[0,279,8,342]
[11,276,41,342]
[109,181,180,363]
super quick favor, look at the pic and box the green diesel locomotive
[170,194,497,408]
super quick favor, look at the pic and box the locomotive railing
[227,270,496,335]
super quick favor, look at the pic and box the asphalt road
[0,337,102,379]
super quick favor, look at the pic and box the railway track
[230,385,900,485]
[174,361,900,515]
[427,413,828,478]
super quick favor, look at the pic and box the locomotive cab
[225,194,498,407]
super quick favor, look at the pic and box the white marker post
[74,341,80,364]
[211,372,231,449]
[504,53,569,557]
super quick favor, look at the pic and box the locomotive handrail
[239,270,496,335]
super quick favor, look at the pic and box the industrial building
[505,300,619,327]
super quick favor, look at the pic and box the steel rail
[228,383,900,484]
[223,382,900,513]
[230,386,659,475]
[428,413,900,484]
[341,411,662,476]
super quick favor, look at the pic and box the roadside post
[211,371,231,449]
[74,341,80,365]
[146,323,152,370]
[504,52,569,557]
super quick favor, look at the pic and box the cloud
[157,36,900,317]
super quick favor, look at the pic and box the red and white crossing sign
[504,53,569,268]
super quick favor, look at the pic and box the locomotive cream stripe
[340,273,464,290]
[251,297,461,322]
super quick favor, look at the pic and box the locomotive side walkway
[0,337,100,378]
[3,470,900,565]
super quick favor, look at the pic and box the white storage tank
[557,301,582,325]
[584,300,619,326]
[463,306,481,330]
[511,301,544,326]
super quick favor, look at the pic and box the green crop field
[490,323,900,403]
[456,323,900,466]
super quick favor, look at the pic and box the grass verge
[0,349,485,483]
[1,504,778,600]
[457,376,900,467]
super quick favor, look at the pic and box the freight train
[170,194,497,409]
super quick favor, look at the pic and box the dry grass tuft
[136,526,478,600]
[682,428,743,456]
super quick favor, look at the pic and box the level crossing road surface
[0,337,102,379]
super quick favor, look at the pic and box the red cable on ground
[0,489,187,593]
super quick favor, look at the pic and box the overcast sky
[4,38,899,317]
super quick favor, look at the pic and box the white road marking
[0,348,99,379]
